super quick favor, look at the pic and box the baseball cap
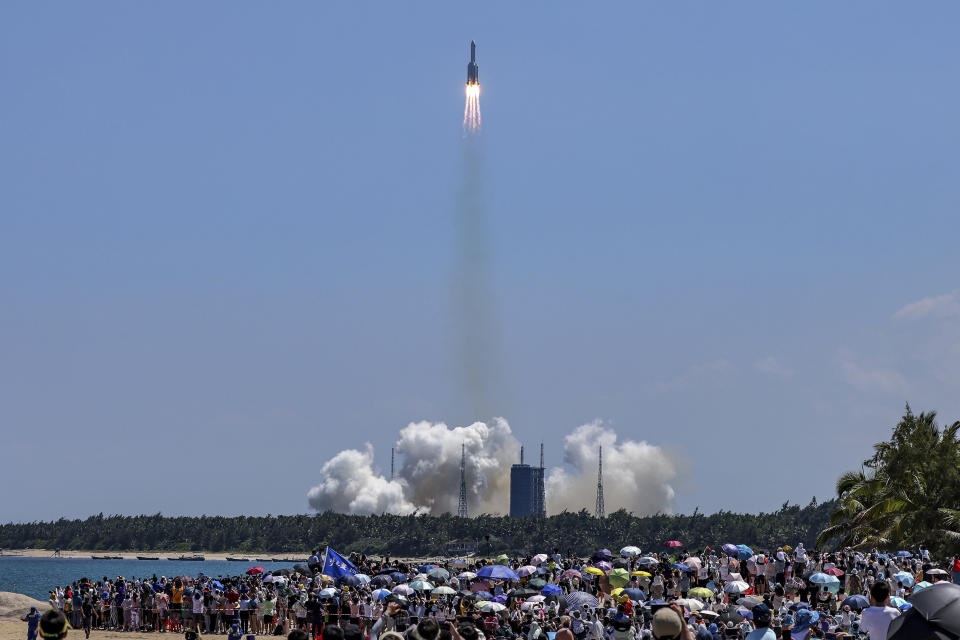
[651,607,683,639]
[750,603,771,625]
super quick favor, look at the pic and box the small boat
[226,557,250,562]
[256,558,273,562]
[91,555,112,560]
[137,556,160,560]
[168,555,205,561]
[110,556,124,560]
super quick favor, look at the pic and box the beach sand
[0,620,175,640]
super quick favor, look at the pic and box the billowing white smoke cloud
[545,421,677,515]
[306,445,415,515]
[307,419,679,516]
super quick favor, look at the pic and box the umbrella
[427,568,450,583]
[495,554,509,563]
[688,588,713,599]
[895,571,917,588]
[928,569,950,576]
[432,586,456,596]
[809,573,840,585]
[736,545,753,561]
[531,554,549,566]
[471,581,492,593]
[458,571,478,580]
[824,568,844,577]
[210,580,224,589]
[789,602,810,612]
[372,589,392,600]
[337,575,360,587]
[895,551,913,558]
[392,585,414,596]
[592,549,612,562]
[632,571,651,578]
[418,564,437,573]
[888,582,960,640]
[480,602,506,613]
[517,565,538,578]
[594,561,612,572]
[676,598,704,611]
[526,595,546,603]
[608,568,630,588]
[370,575,393,588]
[722,544,739,556]
[508,588,539,599]
[542,585,562,596]
[354,574,371,584]
[670,563,692,573]
[390,572,408,583]
[473,590,494,600]
[723,581,750,594]
[492,595,508,604]
[246,567,264,575]
[698,611,719,620]
[293,563,311,575]
[623,588,646,601]
[841,594,869,611]
[583,567,604,576]
[683,557,702,570]
[636,557,659,567]
[737,596,763,609]
[528,579,546,589]
[377,567,399,574]
[890,597,910,610]
[915,581,934,592]
[565,592,599,609]
[410,580,434,591]
[620,546,642,557]
[477,565,519,581]
[612,558,630,570]
[664,541,683,548]
[318,588,337,599]
[561,569,582,580]
[735,608,754,620]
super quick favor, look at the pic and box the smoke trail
[545,421,679,515]
[306,419,681,516]
[452,114,499,417]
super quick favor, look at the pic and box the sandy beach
[0,620,175,640]
[0,551,308,562]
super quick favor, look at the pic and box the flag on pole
[322,546,359,579]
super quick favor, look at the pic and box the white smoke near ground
[545,421,678,515]
[307,419,681,517]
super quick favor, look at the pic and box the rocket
[466,40,479,85]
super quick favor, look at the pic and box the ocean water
[0,557,297,601]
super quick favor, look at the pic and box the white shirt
[859,605,900,640]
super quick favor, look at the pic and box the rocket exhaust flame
[463,41,481,135]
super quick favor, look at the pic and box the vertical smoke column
[454,41,497,417]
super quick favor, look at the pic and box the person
[745,604,776,640]
[651,604,692,640]
[788,610,818,640]
[81,598,94,639]
[23,606,41,640]
[228,622,244,640]
[858,581,899,640]
[288,630,309,640]
[38,609,70,640]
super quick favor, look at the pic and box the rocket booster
[466,40,479,85]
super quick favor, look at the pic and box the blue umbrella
[473,591,494,600]
[894,571,916,588]
[841,594,869,611]
[377,568,399,575]
[623,588,646,601]
[809,573,839,585]
[211,581,223,590]
[372,589,392,600]
[890,596,910,610]
[565,592,599,609]
[390,572,408,584]
[895,551,912,558]
[789,602,810,612]
[722,544,738,556]
[492,595,507,604]
[736,545,754,561]
[370,575,393,588]
[542,585,563,596]
[419,564,438,573]
[337,575,359,588]
[671,563,692,573]
[477,565,519,581]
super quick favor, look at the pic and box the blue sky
[2,3,959,521]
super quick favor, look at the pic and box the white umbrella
[723,581,750,594]
[517,565,538,577]
[432,586,456,596]
[675,598,703,610]
[531,554,549,565]
[526,595,546,603]
[481,602,506,613]
[393,585,415,596]
[620,546,642,557]
[458,572,478,580]
[928,568,949,576]
[683,557,702,570]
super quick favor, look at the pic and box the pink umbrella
[664,541,683,548]
[594,561,612,572]
[561,569,582,580]
[825,568,845,577]
[531,554,549,566]
[246,566,264,575]
[517,566,538,578]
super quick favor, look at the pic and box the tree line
[0,502,834,557]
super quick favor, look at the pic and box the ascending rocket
[466,40,479,85]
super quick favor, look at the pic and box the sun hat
[651,607,683,639]
[793,609,820,631]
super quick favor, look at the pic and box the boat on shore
[91,555,124,560]
[255,558,273,562]
[225,557,249,562]
[136,556,160,560]
[168,555,205,561]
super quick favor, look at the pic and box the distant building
[510,444,546,518]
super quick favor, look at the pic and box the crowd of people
[27,543,960,640]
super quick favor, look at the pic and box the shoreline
[0,549,309,561]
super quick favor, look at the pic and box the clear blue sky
[3,3,959,522]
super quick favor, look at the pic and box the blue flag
[322,546,359,579]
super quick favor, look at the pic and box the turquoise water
[0,557,297,601]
